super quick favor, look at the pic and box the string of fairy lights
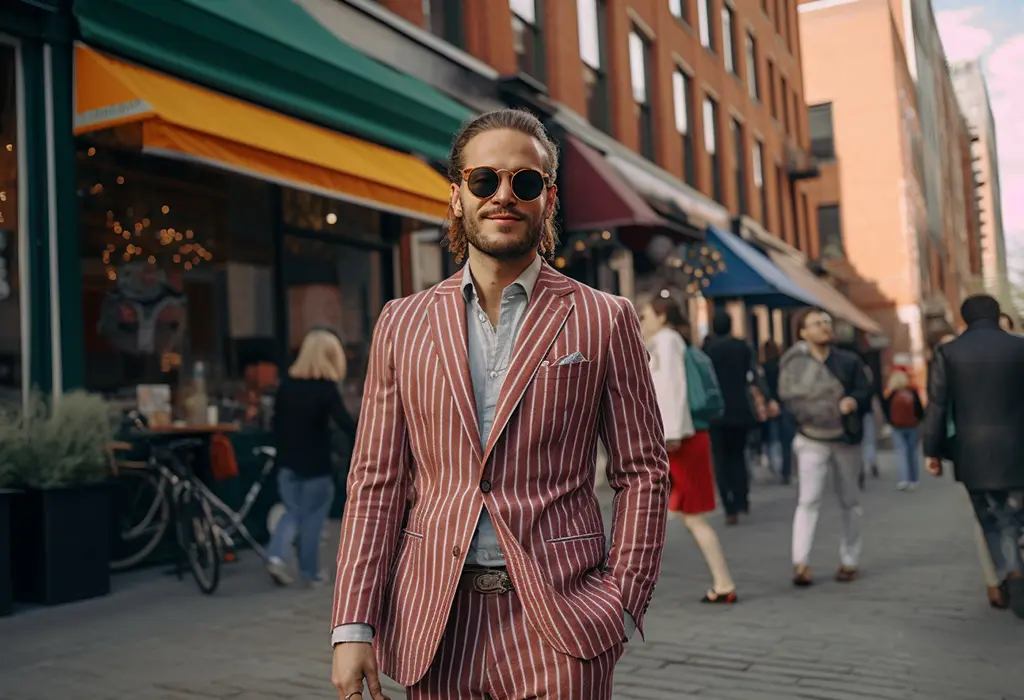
[83,147,214,282]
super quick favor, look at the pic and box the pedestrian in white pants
[778,309,873,587]
[792,434,863,572]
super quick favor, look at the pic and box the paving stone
[1,450,1022,699]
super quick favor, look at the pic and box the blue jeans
[969,490,1024,581]
[766,413,796,483]
[892,427,920,483]
[267,468,335,581]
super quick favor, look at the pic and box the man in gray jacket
[779,308,871,587]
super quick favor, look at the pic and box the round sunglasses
[461,166,551,202]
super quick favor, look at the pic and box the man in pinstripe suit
[331,109,670,700]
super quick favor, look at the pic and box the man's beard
[461,214,544,260]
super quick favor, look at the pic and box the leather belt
[461,567,514,595]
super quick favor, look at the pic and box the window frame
[672,68,697,186]
[808,102,836,161]
[731,117,747,216]
[721,4,736,74]
[629,28,656,161]
[510,0,546,84]
[698,0,714,52]
[745,31,759,101]
[753,139,767,225]
[703,95,722,203]
[578,0,611,133]
[816,203,845,260]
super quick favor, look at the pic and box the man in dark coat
[703,310,773,524]
[923,294,1024,619]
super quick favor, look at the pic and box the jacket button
[452,545,461,557]
[480,479,492,493]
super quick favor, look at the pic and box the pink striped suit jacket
[332,262,670,686]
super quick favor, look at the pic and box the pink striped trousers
[406,584,624,699]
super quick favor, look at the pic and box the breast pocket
[532,361,598,444]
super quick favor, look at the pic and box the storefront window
[282,234,385,415]
[78,146,277,420]
[0,44,22,407]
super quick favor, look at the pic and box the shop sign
[0,230,11,301]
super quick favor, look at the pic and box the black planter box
[0,489,15,616]
[11,483,111,606]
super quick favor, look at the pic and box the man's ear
[544,184,559,220]
[449,183,463,217]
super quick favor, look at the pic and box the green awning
[72,0,472,161]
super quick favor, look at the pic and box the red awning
[560,134,701,248]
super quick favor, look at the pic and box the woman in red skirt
[640,296,738,604]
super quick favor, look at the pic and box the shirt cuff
[332,623,374,646]
[623,611,637,642]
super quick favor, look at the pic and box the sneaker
[906,482,918,491]
[897,482,909,491]
[267,557,293,586]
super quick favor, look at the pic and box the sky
[934,0,1023,277]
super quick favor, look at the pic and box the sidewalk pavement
[1,449,1022,700]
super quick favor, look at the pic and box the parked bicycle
[109,412,278,595]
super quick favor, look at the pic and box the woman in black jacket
[266,329,357,586]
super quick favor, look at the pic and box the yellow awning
[767,250,884,335]
[73,44,450,222]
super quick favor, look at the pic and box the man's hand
[332,643,389,700]
[666,440,682,452]
[838,397,858,415]
[767,400,781,419]
[926,457,943,477]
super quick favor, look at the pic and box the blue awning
[702,226,822,307]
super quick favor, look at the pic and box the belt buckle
[473,570,512,595]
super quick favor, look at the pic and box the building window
[669,0,687,22]
[792,92,802,142]
[761,0,769,13]
[779,0,789,47]
[753,141,767,225]
[578,0,611,133]
[425,0,464,48]
[731,118,747,215]
[817,204,844,260]
[629,29,655,161]
[703,96,722,202]
[722,4,736,74]
[673,69,697,186]
[767,59,777,120]
[808,102,835,160]
[776,163,787,240]
[0,44,23,403]
[745,32,759,101]
[511,0,545,83]
[781,76,790,135]
[698,0,713,50]
[800,191,809,252]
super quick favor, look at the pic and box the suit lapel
[428,275,483,458]
[482,265,575,463]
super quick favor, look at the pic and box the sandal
[793,565,813,587]
[701,589,738,604]
[835,566,858,583]
[988,585,1008,610]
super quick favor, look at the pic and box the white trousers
[792,434,864,568]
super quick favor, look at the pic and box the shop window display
[0,44,22,407]
[77,144,394,424]
[78,146,277,422]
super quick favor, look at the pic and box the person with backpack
[640,296,738,604]
[883,368,925,491]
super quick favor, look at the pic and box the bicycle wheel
[175,487,221,594]
[110,469,171,571]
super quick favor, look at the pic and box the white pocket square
[555,351,588,366]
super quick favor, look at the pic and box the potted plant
[9,390,115,606]
[0,402,18,616]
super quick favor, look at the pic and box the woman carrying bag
[639,296,738,604]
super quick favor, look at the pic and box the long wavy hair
[443,109,560,264]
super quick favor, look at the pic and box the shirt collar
[461,255,543,303]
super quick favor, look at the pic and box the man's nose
[491,174,517,206]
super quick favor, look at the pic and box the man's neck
[807,341,831,363]
[467,247,537,318]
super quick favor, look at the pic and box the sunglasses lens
[512,170,545,201]
[466,168,499,199]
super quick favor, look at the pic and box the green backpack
[684,344,725,431]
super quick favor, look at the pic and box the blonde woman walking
[267,329,357,586]
[639,296,738,603]
[882,369,924,490]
